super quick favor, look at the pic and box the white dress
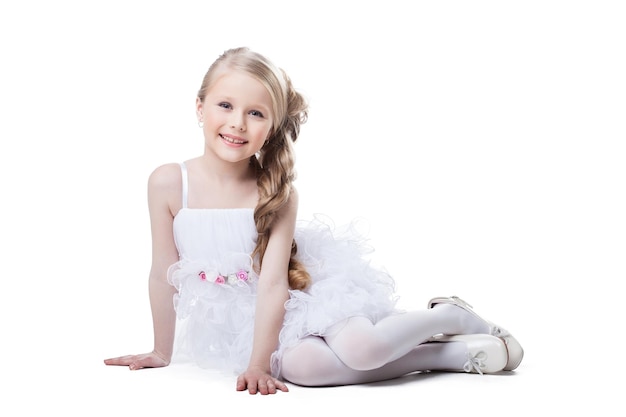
[167,162,399,378]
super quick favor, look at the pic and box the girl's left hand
[236,366,289,395]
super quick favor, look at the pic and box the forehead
[209,71,272,105]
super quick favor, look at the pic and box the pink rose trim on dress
[237,270,248,281]
[197,270,252,285]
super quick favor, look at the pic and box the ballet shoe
[427,295,524,371]
[429,333,508,375]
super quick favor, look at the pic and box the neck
[200,153,256,183]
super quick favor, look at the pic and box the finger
[257,379,269,395]
[103,355,135,366]
[247,380,258,395]
[274,379,289,392]
[266,379,288,393]
[236,375,247,391]
[266,380,277,395]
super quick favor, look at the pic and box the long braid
[250,73,310,290]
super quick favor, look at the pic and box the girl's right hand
[104,351,170,370]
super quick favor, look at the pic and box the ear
[195,97,204,122]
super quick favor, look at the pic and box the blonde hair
[197,47,311,290]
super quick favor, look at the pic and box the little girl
[104,47,523,394]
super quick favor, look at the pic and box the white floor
[4,287,620,416]
[6,340,617,416]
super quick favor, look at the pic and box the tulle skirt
[167,216,400,378]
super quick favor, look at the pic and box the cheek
[251,122,272,140]
[205,111,223,126]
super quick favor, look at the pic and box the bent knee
[331,336,393,371]
[280,338,342,387]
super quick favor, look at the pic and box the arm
[104,164,181,369]
[236,189,299,394]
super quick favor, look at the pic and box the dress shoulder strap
[179,162,188,209]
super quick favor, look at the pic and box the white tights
[281,304,489,386]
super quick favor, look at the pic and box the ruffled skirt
[167,216,400,378]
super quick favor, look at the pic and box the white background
[1,0,624,415]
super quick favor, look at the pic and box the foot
[430,334,508,375]
[427,296,524,371]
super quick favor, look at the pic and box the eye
[249,109,264,118]
[218,102,232,109]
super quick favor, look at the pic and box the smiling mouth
[219,134,247,144]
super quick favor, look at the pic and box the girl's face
[197,70,274,164]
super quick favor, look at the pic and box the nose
[230,113,246,132]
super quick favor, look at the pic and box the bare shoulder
[147,163,184,216]
[148,162,182,193]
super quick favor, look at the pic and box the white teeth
[220,134,245,144]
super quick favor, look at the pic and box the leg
[323,307,489,371]
[281,335,476,387]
